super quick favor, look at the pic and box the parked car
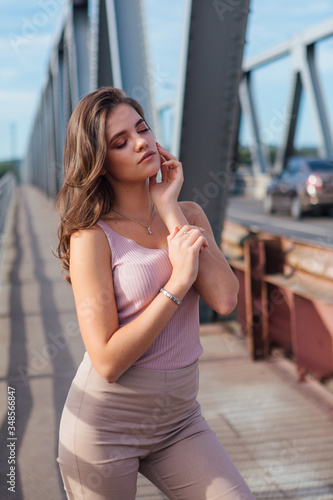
[263,157,333,219]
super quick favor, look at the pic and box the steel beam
[240,17,333,169]
[95,0,120,88]
[92,0,158,135]
[291,41,333,159]
[274,72,302,171]
[239,73,268,174]
[73,0,91,99]
[63,1,90,111]
[306,44,333,157]
[50,42,66,190]
[172,0,192,157]
[243,16,333,72]
[62,41,72,131]
[112,0,158,134]
[178,0,250,210]
[175,0,250,321]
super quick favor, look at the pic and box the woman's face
[103,104,160,184]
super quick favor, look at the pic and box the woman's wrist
[155,202,188,232]
[163,274,191,302]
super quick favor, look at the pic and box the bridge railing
[222,219,333,383]
[0,173,17,242]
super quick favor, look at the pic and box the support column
[239,73,268,175]
[274,71,302,172]
[175,0,250,321]
[296,41,333,158]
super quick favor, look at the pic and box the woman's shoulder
[69,224,114,300]
[178,201,204,224]
[70,224,111,257]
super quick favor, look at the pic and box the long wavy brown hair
[55,87,146,283]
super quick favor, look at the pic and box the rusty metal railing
[222,220,333,383]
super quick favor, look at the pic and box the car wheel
[263,194,275,214]
[290,197,302,219]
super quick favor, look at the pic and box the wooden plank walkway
[1,185,333,500]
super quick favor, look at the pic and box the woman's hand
[167,225,208,289]
[148,143,184,209]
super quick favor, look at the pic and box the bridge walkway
[0,185,333,499]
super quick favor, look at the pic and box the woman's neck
[111,180,153,219]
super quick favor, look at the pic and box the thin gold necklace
[111,205,155,235]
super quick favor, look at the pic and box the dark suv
[263,157,333,218]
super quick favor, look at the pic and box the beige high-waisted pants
[57,352,256,499]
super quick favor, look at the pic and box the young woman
[56,87,255,499]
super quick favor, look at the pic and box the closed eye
[115,127,150,149]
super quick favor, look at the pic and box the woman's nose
[135,133,148,150]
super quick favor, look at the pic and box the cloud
[5,31,55,59]
[0,0,66,35]
[0,32,53,54]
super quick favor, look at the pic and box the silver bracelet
[159,288,182,306]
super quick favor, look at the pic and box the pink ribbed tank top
[97,220,203,370]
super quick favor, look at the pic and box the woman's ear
[100,168,106,176]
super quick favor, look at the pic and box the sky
[0,0,333,162]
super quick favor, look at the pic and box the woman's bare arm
[187,201,239,314]
[150,144,238,315]
[157,201,239,316]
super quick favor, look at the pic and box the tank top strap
[96,220,119,259]
[96,219,124,248]
[96,219,112,239]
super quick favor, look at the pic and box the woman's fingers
[160,162,172,181]
[168,226,180,239]
[159,152,166,167]
[184,229,209,248]
[173,225,206,238]
[192,234,208,253]
[148,173,157,188]
[170,225,209,248]
[157,143,179,162]
[161,159,182,171]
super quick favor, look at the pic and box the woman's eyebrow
[109,118,145,144]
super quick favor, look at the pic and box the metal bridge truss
[239,17,333,175]
[22,0,249,243]
[22,0,158,196]
[22,0,250,322]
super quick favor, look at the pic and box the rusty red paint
[222,220,333,383]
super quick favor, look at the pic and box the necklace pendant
[148,227,152,235]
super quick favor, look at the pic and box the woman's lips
[139,151,156,164]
